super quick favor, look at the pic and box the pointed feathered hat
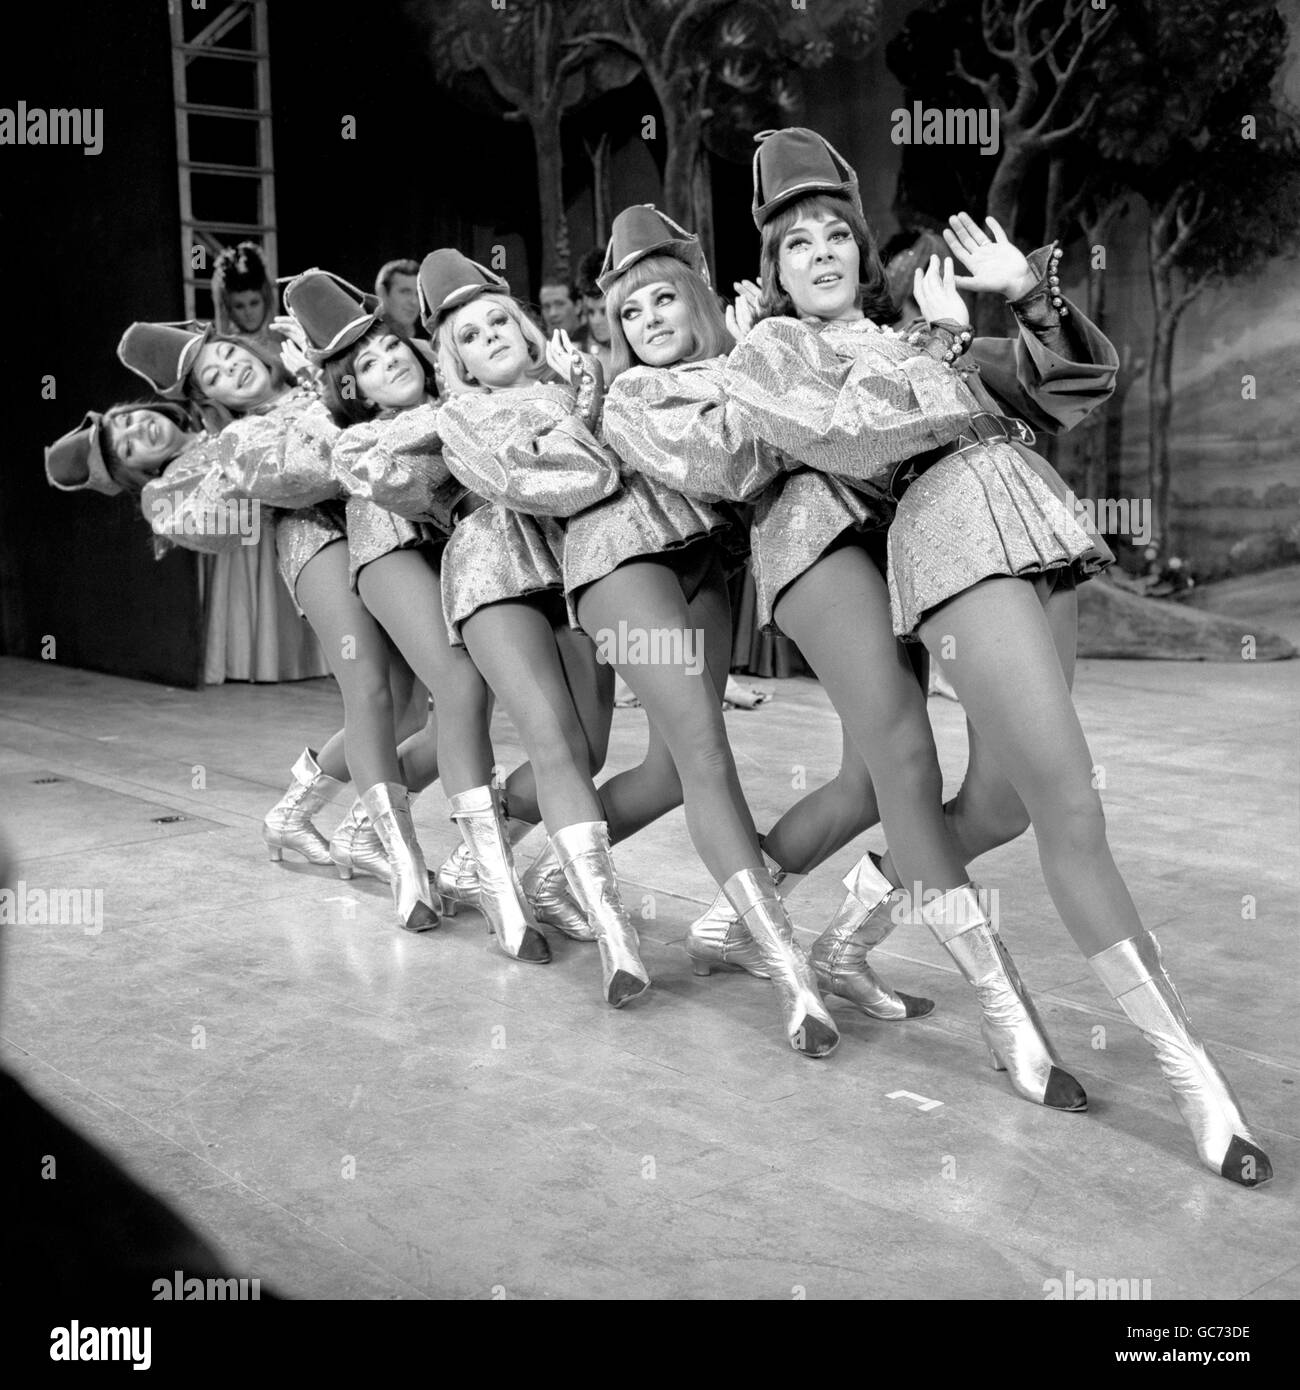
[751,127,862,229]
[596,205,710,294]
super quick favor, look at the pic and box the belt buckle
[1008,417,1037,448]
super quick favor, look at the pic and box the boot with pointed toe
[550,822,649,1006]
[722,867,838,1058]
[922,884,1085,1111]
[1090,934,1271,1186]
[359,782,441,932]
[448,787,549,963]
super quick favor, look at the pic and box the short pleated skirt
[440,504,566,647]
[752,469,894,630]
[563,473,731,627]
[274,502,349,615]
[887,441,1114,638]
[345,496,447,591]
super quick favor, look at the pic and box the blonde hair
[434,292,551,394]
[605,255,733,377]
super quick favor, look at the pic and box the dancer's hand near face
[272,315,316,385]
[913,255,970,328]
[943,213,1037,301]
[726,280,761,343]
[546,328,584,386]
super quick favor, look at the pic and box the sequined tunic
[601,355,793,619]
[139,388,349,612]
[436,383,621,645]
[329,403,455,590]
[724,263,1117,636]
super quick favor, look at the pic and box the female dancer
[119,318,444,931]
[421,248,665,1008]
[334,266,738,972]
[720,127,1270,1185]
[285,267,549,962]
[469,209,826,1054]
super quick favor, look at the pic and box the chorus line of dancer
[602,127,1268,1186]
[42,139,1272,1180]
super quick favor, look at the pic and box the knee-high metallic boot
[685,850,796,977]
[262,748,347,866]
[525,839,600,941]
[550,822,649,1006]
[810,853,934,1020]
[921,884,1085,1110]
[448,788,549,963]
[1089,934,1271,1186]
[434,813,534,915]
[722,867,838,1058]
[359,782,441,933]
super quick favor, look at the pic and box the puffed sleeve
[966,245,1119,434]
[437,386,620,517]
[139,436,257,555]
[724,317,974,487]
[332,402,458,521]
[211,396,342,508]
[602,361,788,504]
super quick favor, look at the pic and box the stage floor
[1,649,1296,1300]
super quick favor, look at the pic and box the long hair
[434,292,550,395]
[182,332,293,420]
[757,193,898,326]
[99,399,197,496]
[605,254,734,378]
[320,324,431,427]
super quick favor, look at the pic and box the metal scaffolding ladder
[169,0,276,318]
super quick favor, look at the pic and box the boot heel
[690,955,713,977]
[335,862,353,880]
[266,845,283,863]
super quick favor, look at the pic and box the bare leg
[357,548,494,794]
[293,542,401,790]
[576,561,763,883]
[461,600,604,832]
[774,545,967,896]
[919,576,1141,954]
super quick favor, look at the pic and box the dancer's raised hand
[943,213,1037,300]
[912,254,970,328]
[545,328,584,384]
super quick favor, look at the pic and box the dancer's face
[355,331,426,410]
[228,290,266,332]
[193,340,274,409]
[450,299,531,388]
[618,279,695,367]
[106,408,184,477]
[777,210,861,321]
